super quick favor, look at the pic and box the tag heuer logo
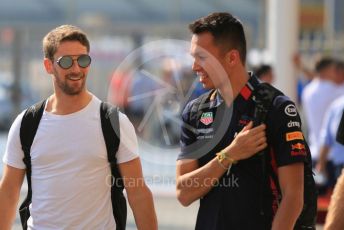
[200,112,213,125]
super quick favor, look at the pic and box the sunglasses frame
[56,54,92,69]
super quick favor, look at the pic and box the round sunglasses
[56,54,92,69]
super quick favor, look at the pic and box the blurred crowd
[107,58,207,147]
[252,55,344,193]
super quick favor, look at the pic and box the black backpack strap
[19,100,46,230]
[252,83,283,126]
[100,102,126,230]
[252,83,283,216]
[100,102,121,164]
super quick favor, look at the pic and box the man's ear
[225,50,240,66]
[44,58,54,74]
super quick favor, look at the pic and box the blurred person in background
[253,64,274,84]
[293,53,317,105]
[335,60,344,85]
[301,57,344,163]
[108,66,132,112]
[127,68,159,126]
[316,95,344,185]
[0,25,157,230]
[176,12,316,230]
[293,53,316,81]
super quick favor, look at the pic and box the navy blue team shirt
[178,74,310,230]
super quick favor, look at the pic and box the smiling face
[44,41,90,96]
[190,32,229,90]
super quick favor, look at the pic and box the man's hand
[223,121,267,161]
[0,165,25,230]
[176,121,267,206]
[118,158,157,230]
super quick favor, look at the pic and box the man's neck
[46,90,93,115]
[218,70,249,106]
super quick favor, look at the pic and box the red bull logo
[291,143,305,150]
[291,150,307,156]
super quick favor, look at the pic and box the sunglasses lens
[77,55,91,68]
[58,56,73,69]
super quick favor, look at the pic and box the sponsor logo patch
[286,131,304,141]
[200,112,213,126]
[291,143,305,150]
[284,104,297,117]
[196,128,214,134]
[287,120,300,128]
[291,150,307,156]
[196,135,214,140]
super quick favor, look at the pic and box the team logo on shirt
[200,112,213,125]
[284,104,297,117]
[286,131,304,141]
[291,150,307,156]
[290,143,307,156]
[291,143,305,150]
[287,120,300,128]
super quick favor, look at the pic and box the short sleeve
[2,112,26,169]
[269,96,308,167]
[178,101,198,160]
[116,112,139,164]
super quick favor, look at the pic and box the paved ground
[12,190,324,229]
[12,192,198,230]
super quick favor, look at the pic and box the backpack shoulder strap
[20,100,47,158]
[20,99,46,181]
[252,82,283,126]
[19,100,46,229]
[100,102,120,164]
[251,83,283,216]
[100,102,127,230]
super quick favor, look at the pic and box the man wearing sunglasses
[0,25,157,230]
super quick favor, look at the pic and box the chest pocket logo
[200,112,213,125]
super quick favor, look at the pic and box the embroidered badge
[287,120,301,128]
[200,112,213,125]
[284,104,297,117]
[291,143,305,150]
[291,150,307,156]
[286,131,304,141]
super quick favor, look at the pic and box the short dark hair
[315,57,336,73]
[254,64,272,79]
[189,12,247,63]
[43,25,90,60]
[336,60,344,71]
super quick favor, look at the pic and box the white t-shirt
[302,78,344,160]
[3,95,138,230]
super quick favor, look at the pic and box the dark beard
[57,73,86,95]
